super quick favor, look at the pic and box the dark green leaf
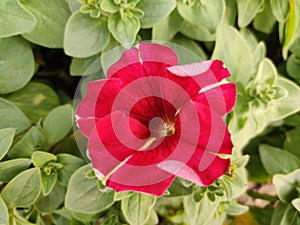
[4,82,60,123]
[284,127,300,158]
[1,168,41,208]
[0,158,32,182]
[43,104,73,146]
[0,98,31,135]
[0,36,34,94]
[286,54,300,84]
[40,169,58,196]
[253,0,277,33]
[0,128,15,160]
[166,177,193,197]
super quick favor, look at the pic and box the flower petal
[167,60,231,89]
[194,83,236,115]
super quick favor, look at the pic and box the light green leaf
[0,197,9,225]
[0,98,31,135]
[237,0,264,28]
[8,124,46,159]
[270,0,289,22]
[0,128,15,160]
[292,198,300,212]
[290,37,300,57]
[286,54,300,84]
[108,13,140,46]
[0,36,34,94]
[114,191,133,201]
[266,77,300,121]
[183,194,219,225]
[137,0,176,28]
[32,151,57,168]
[64,12,110,57]
[35,183,65,213]
[121,193,156,225]
[43,104,73,146]
[253,0,277,33]
[4,82,60,123]
[19,0,70,48]
[101,0,119,13]
[56,154,85,186]
[171,35,207,63]
[177,0,225,33]
[1,168,41,208]
[65,165,115,213]
[180,21,215,41]
[40,169,58,196]
[144,210,159,225]
[282,0,300,59]
[72,211,100,223]
[152,9,183,41]
[273,169,300,202]
[0,159,32,182]
[224,201,249,216]
[253,58,277,86]
[284,127,300,158]
[259,144,300,175]
[0,0,36,38]
[224,0,237,26]
[68,0,82,13]
[70,54,101,76]
[212,24,252,84]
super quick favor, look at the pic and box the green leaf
[183,194,219,225]
[273,169,300,202]
[101,0,119,13]
[286,54,300,84]
[271,203,300,225]
[237,0,264,28]
[4,82,60,123]
[56,154,85,186]
[108,13,140,46]
[19,0,70,48]
[253,58,277,86]
[282,0,300,59]
[43,104,73,146]
[35,183,65,213]
[166,177,193,197]
[32,151,57,168]
[270,0,289,22]
[152,9,183,41]
[0,36,34,94]
[292,198,300,212]
[266,77,300,121]
[70,54,101,76]
[0,159,32,182]
[177,0,225,33]
[65,165,115,213]
[212,24,253,84]
[121,193,156,225]
[0,98,31,135]
[8,124,46,159]
[284,127,300,158]
[253,0,277,34]
[259,144,300,175]
[40,169,58,196]
[68,0,81,13]
[0,197,9,225]
[72,211,100,223]
[171,34,207,62]
[0,0,37,38]
[144,210,159,225]
[0,128,15,160]
[224,201,249,216]
[137,0,176,28]
[1,168,41,208]
[180,21,216,41]
[64,12,110,57]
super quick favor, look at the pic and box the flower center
[161,122,175,137]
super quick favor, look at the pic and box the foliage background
[0,0,300,224]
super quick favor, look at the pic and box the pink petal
[88,111,175,195]
[107,173,175,196]
[167,60,231,89]
[137,42,178,65]
[194,83,236,115]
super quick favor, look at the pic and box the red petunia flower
[76,42,236,196]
